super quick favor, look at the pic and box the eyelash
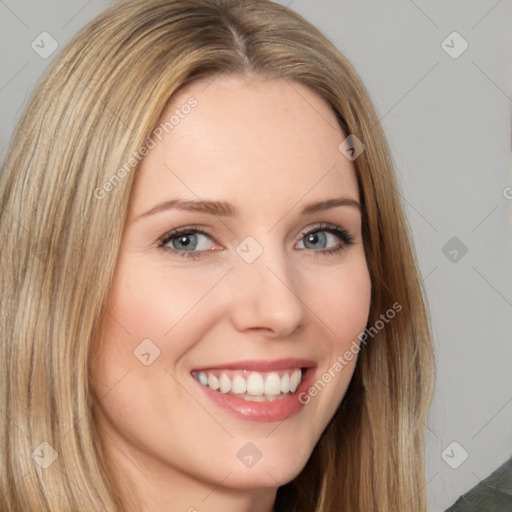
[157,223,354,260]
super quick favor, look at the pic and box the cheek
[292,262,370,428]
[106,261,226,340]
[307,258,372,346]
[299,255,371,400]
[90,258,231,393]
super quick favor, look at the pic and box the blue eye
[297,227,353,253]
[158,226,215,259]
[299,224,354,257]
[165,231,212,252]
[158,223,354,260]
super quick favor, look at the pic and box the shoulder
[445,455,512,511]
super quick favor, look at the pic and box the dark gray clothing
[445,455,512,511]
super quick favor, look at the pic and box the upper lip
[192,358,316,372]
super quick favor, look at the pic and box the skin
[89,74,372,512]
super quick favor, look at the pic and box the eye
[296,223,354,255]
[158,226,217,259]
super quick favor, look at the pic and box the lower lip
[193,368,316,423]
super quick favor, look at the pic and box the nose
[227,244,307,338]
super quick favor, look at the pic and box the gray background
[1,0,511,510]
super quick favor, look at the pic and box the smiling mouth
[191,368,306,402]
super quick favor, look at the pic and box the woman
[0,0,435,510]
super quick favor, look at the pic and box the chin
[219,447,313,490]
[223,465,304,490]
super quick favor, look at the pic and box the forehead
[129,76,359,217]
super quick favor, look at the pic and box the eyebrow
[134,196,361,221]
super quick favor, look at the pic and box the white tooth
[244,394,265,402]
[264,373,281,395]
[234,392,290,402]
[219,373,232,393]
[246,372,264,395]
[232,375,247,394]
[207,373,219,391]
[289,369,301,393]
[198,372,208,386]
[280,373,290,393]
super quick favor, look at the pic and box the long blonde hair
[0,0,435,510]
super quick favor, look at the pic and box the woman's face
[90,75,371,509]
